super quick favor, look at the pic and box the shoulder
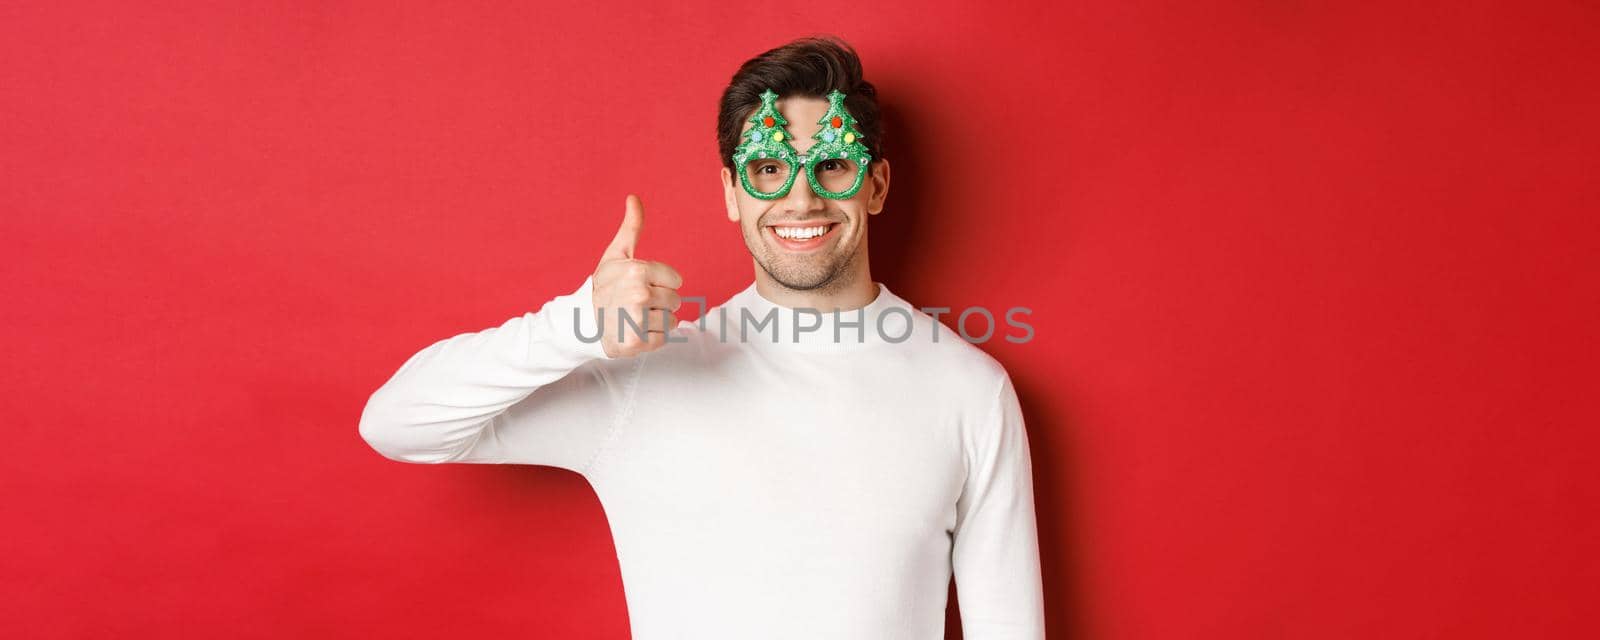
[891,305,1014,409]
[904,304,1010,374]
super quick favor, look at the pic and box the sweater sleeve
[357,275,641,476]
[951,373,1047,639]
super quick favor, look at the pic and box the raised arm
[357,194,684,475]
[951,373,1047,638]
[358,274,626,472]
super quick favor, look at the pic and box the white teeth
[774,225,829,240]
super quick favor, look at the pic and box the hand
[592,194,685,358]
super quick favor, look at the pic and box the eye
[819,160,841,172]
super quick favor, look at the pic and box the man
[359,35,1046,639]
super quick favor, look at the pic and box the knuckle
[617,307,640,328]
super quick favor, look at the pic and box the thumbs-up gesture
[592,194,685,358]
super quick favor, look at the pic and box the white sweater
[358,275,1047,639]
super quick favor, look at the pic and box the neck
[751,259,878,313]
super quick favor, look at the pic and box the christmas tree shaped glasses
[732,89,873,200]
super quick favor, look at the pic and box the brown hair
[716,35,884,171]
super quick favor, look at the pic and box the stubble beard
[743,224,857,292]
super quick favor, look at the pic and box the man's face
[721,96,890,291]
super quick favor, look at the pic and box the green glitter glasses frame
[731,88,874,200]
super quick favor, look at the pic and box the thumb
[602,194,644,260]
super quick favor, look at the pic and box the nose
[782,164,824,212]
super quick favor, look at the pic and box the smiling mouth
[766,222,840,252]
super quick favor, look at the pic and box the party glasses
[732,89,873,200]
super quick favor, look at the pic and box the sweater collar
[707,280,914,350]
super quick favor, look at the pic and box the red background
[3,1,1596,638]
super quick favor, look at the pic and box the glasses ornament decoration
[732,88,873,200]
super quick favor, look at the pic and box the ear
[865,158,891,215]
[720,166,740,222]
